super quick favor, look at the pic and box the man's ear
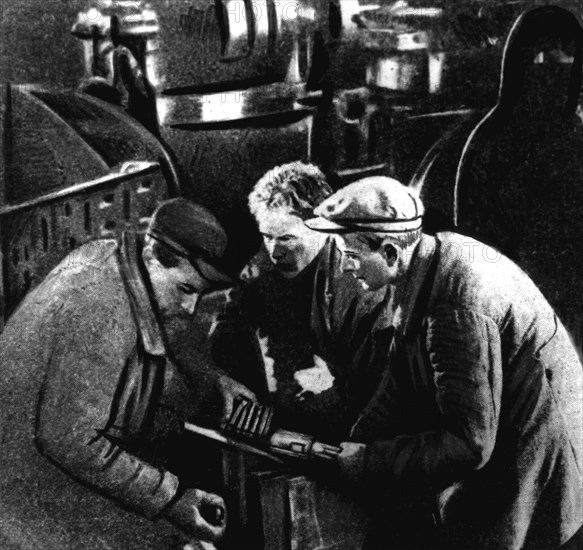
[142,242,154,265]
[382,242,398,267]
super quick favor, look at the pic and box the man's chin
[359,279,371,291]
[356,277,382,292]
[275,266,299,279]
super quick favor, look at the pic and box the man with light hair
[306,176,583,550]
[211,162,385,440]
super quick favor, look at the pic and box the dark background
[1,0,87,88]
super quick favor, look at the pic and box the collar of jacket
[376,233,438,338]
[116,231,166,357]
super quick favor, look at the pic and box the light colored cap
[305,176,424,234]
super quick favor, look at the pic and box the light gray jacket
[0,234,195,549]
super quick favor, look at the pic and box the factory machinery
[4,0,581,322]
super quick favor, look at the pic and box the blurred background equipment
[455,5,583,354]
[2,0,581,290]
[0,82,178,327]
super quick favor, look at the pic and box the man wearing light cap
[307,177,583,550]
[0,198,252,549]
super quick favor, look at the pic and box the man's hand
[215,374,257,427]
[164,488,227,543]
[337,442,367,485]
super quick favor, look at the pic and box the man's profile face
[146,254,213,321]
[338,234,392,291]
[257,209,325,279]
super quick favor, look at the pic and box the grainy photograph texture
[0,1,582,549]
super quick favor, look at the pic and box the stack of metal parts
[225,396,275,440]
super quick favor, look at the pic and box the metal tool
[224,397,342,461]
[183,422,284,464]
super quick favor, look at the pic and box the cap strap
[147,229,232,286]
[331,216,423,233]
[147,229,192,259]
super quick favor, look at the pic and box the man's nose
[270,242,286,260]
[181,293,200,316]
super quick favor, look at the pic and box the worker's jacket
[352,232,583,550]
[0,233,206,549]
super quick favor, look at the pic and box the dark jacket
[211,238,386,440]
[0,233,204,549]
[352,232,583,550]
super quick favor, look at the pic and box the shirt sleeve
[361,308,503,491]
[35,291,179,519]
[209,284,269,397]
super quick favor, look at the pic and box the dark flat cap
[147,198,233,285]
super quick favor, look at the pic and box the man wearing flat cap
[0,198,252,549]
[307,177,583,550]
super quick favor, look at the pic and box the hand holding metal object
[268,430,342,461]
[225,397,342,461]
